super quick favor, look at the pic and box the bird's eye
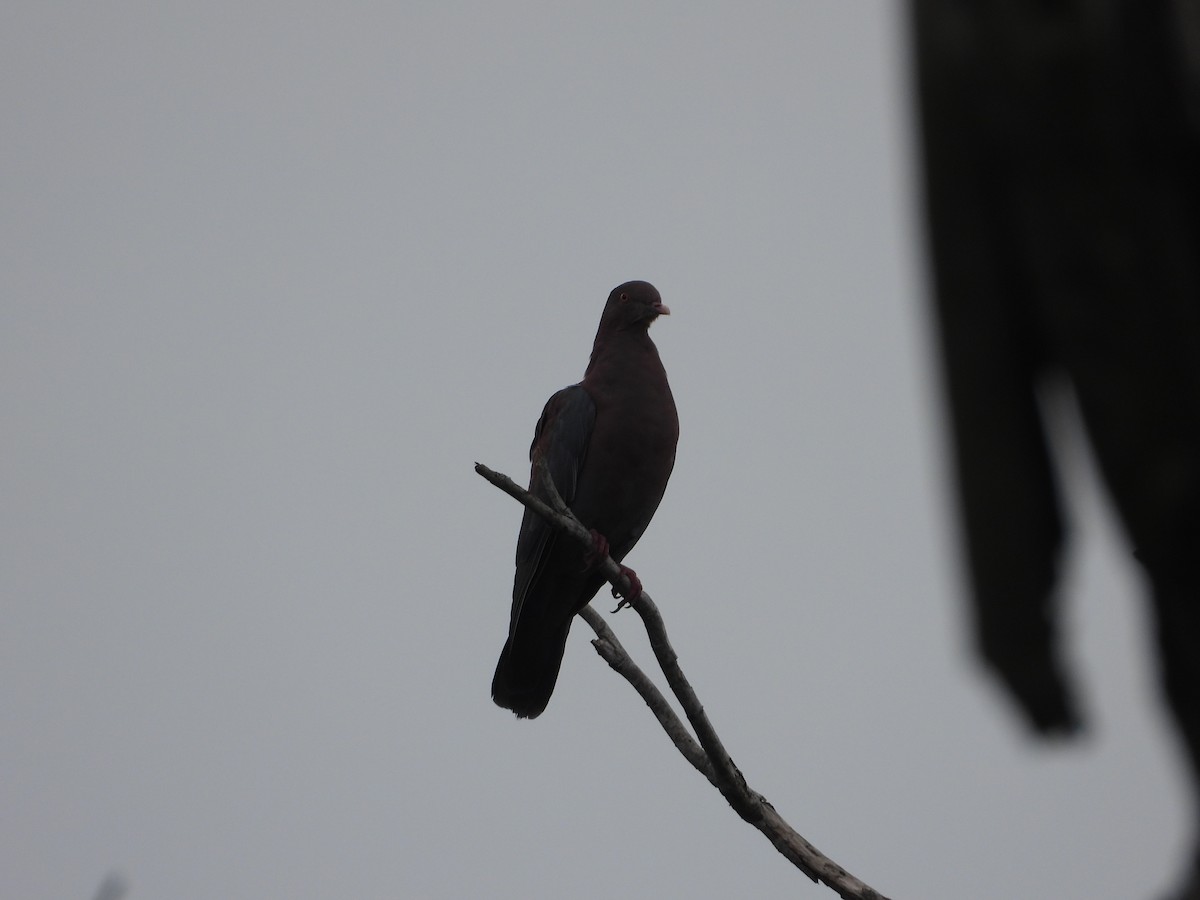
[619,292,630,302]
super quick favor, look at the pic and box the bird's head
[600,281,670,331]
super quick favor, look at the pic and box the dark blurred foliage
[911,1,1200,896]
[91,873,128,900]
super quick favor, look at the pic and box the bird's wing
[509,384,596,633]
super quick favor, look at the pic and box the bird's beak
[652,302,671,316]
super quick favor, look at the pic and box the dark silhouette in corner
[911,2,1200,896]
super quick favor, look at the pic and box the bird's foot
[610,565,642,613]
[584,529,610,569]
[584,530,641,611]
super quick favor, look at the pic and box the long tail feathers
[491,622,572,719]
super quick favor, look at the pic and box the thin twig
[476,461,893,900]
[578,605,712,775]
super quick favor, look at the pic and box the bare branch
[577,604,713,776]
[476,461,893,900]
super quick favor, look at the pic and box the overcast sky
[1,3,1188,899]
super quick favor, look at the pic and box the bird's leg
[584,529,610,568]
[610,565,642,613]
[583,529,641,612]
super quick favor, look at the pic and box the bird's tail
[491,621,572,719]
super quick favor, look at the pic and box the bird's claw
[609,565,642,613]
[584,531,642,611]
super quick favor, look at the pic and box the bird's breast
[571,379,678,560]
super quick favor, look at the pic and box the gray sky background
[2,3,1188,898]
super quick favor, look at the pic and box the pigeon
[492,281,679,718]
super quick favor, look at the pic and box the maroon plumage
[492,281,679,718]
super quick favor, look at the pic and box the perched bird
[492,281,679,718]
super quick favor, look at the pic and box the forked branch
[476,461,892,900]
